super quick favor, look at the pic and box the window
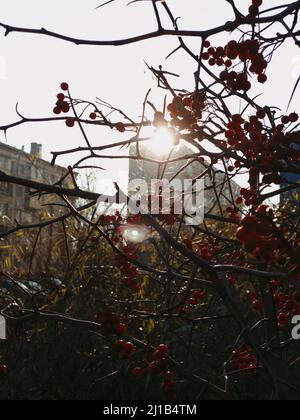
[0,181,9,193]
[0,203,8,216]
[0,156,9,171]
[11,160,17,174]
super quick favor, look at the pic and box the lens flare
[121,225,149,244]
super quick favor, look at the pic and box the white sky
[0,0,299,193]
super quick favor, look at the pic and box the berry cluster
[188,290,206,306]
[167,92,206,130]
[96,307,127,335]
[53,83,77,128]
[177,287,207,311]
[203,38,268,90]
[131,345,169,376]
[231,347,258,374]
[226,206,241,222]
[271,281,300,329]
[100,211,124,226]
[198,241,220,261]
[281,112,299,125]
[240,188,258,207]
[115,247,140,292]
[131,344,176,399]
[245,289,263,312]
[224,111,299,191]
[148,344,169,374]
[114,340,136,359]
[53,93,70,115]
[236,205,278,260]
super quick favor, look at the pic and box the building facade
[0,142,70,228]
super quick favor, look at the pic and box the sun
[144,127,177,158]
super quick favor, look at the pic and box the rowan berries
[148,361,160,375]
[0,364,8,375]
[116,323,127,335]
[116,122,126,133]
[61,82,69,91]
[257,73,267,83]
[257,109,266,119]
[289,112,299,123]
[53,106,61,115]
[132,367,143,378]
[66,118,75,128]
[249,5,259,16]
[282,115,290,125]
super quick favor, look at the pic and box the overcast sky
[0,0,299,193]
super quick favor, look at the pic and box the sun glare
[144,127,177,158]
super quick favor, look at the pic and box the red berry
[281,115,290,125]
[116,323,127,335]
[148,361,160,375]
[164,371,176,383]
[132,367,143,378]
[116,122,125,133]
[203,40,210,49]
[90,112,97,120]
[57,93,65,101]
[114,339,125,350]
[253,300,263,312]
[216,57,224,66]
[220,70,229,81]
[257,109,266,119]
[216,46,225,56]
[66,118,75,128]
[0,364,8,375]
[153,350,165,361]
[249,5,259,16]
[289,113,299,123]
[246,290,258,302]
[157,344,168,354]
[189,298,198,306]
[61,83,69,91]
[53,106,61,115]
[123,341,135,353]
[60,101,70,113]
[257,73,267,83]
[193,290,206,301]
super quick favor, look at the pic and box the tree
[1,0,300,400]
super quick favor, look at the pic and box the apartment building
[0,142,70,228]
